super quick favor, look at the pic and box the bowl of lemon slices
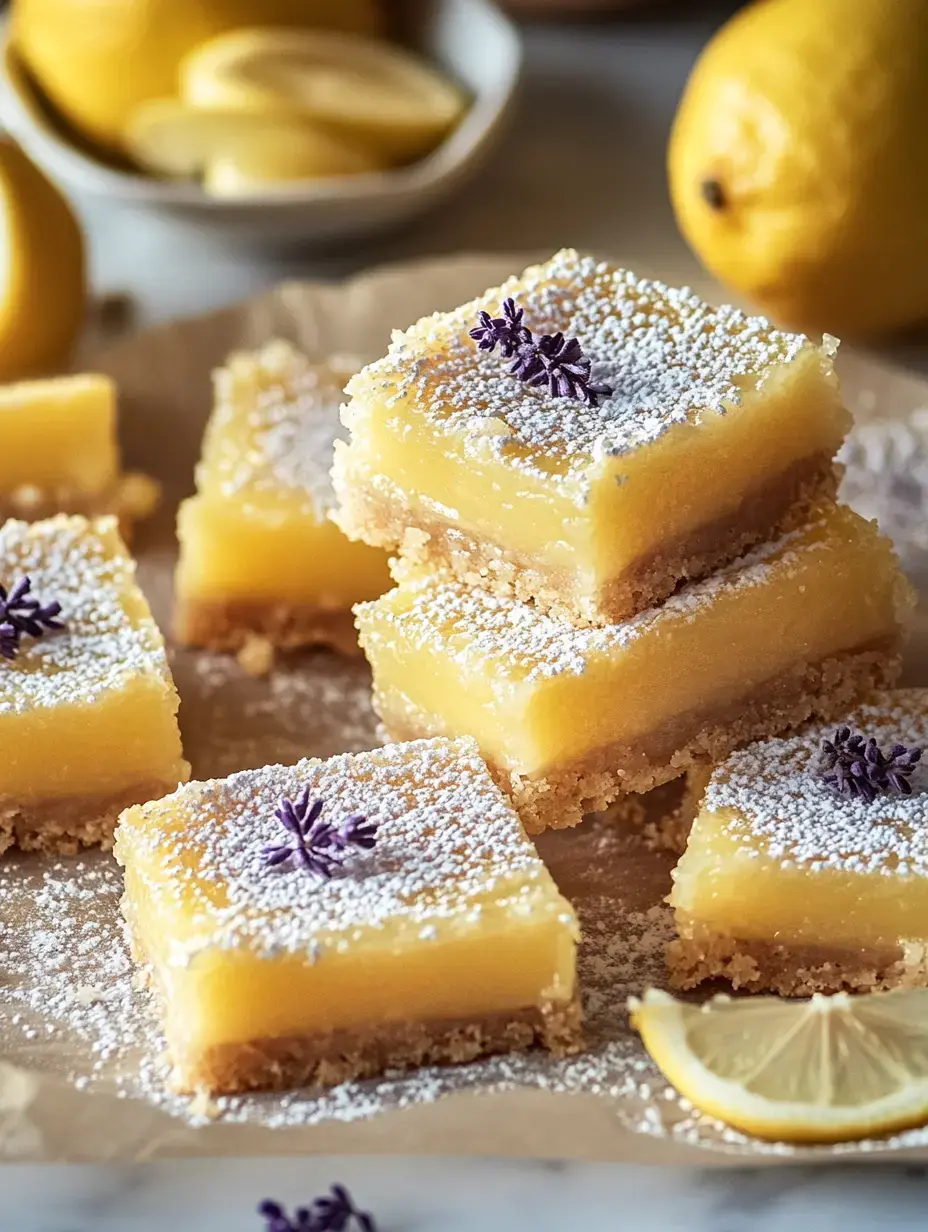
[0,0,520,246]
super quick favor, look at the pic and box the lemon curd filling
[0,515,189,855]
[333,248,850,624]
[174,340,391,654]
[115,737,581,1094]
[356,504,911,833]
[0,373,157,529]
[669,690,928,996]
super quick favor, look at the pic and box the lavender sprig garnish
[262,788,378,878]
[0,576,64,661]
[469,296,531,358]
[820,726,922,803]
[259,1185,377,1232]
[472,297,612,407]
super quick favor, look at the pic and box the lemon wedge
[630,987,928,1143]
[125,99,382,186]
[0,139,85,380]
[180,28,467,162]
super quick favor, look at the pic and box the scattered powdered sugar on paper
[841,411,928,578]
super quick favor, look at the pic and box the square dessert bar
[0,373,158,534]
[0,515,188,856]
[174,341,391,657]
[356,504,911,834]
[334,248,850,625]
[669,690,928,996]
[115,737,582,1095]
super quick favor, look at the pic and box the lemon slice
[0,139,85,380]
[180,28,467,161]
[203,127,384,196]
[630,987,928,1143]
[125,99,382,184]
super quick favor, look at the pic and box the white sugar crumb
[841,410,928,569]
[358,510,836,682]
[201,340,355,519]
[0,515,170,714]
[347,248,818,485]
[117,738,565,960]
[704,689,928,876]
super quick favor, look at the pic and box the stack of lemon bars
[5,250,924,1103]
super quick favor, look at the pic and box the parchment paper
[2,254,928,1165]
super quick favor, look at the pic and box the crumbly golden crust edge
[0,779,181,858]
[336,452,840,626]
[165,999,584,1095]
[667,914,928,996]
[173,597,362,657]
[375,640,902,833]
[0,473,160,540]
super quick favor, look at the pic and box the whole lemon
[11,0,384,156]
[669,0,928,338]
[0,140,85,379]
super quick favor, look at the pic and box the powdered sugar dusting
[203,341,353,519]
[703,688,928,875]
[116,738,568,960]
[0,515,171,714]
[347,249,815,483]
[357,509,838,683]
[841,411,928,572]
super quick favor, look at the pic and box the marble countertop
[7,3,928,1227]
[4,1156,928,1229]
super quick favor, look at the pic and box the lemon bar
[114,737,581,1094]
[0,373,159,534]
[0,515,189,856]
[333,249,849,625]
[174,341,391,656]
[356,504,911,834]
[669,690,928,996]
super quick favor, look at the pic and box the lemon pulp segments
[631,987,928,1143]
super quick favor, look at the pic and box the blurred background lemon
[669,0,928,339]
[0,138,85,379]
[11,0,384,157]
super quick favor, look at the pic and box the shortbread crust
[0,472,160,540]
[169,999,583,1094]
[173,597,362,658]
[376,641,901,832]
[0,779,179,857]
[668,920,928,996]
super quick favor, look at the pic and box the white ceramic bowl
[0,0,521,246]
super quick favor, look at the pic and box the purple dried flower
[262,789,379,878]
[820,726,922,803]
[258,1186,377,1232]
[0,576,64,661]
[472,296,612,407]
[469,296,530,358]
